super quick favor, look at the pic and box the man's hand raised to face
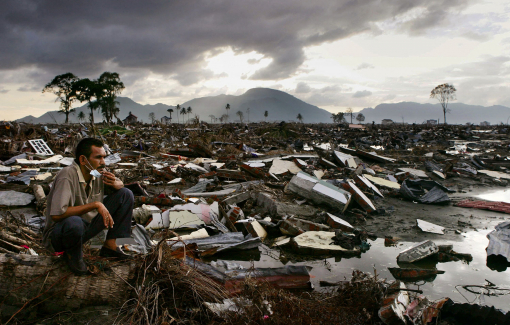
[102,171,124,190]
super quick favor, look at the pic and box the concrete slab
[397,240,438,263]
[288,172,351,209]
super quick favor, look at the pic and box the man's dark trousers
[51,188,134,259]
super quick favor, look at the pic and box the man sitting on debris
[42,138,134,275]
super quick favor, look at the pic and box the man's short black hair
[74,138,104,164]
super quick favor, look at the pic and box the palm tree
[209,114,216,123]
[297,113,303,123]
[77,111,86,123]
[175,104,180,123]
[187,107,192,122]
[180,106,187,123]
[264,110,268,122]
[167,108,173,124]
[246,107,250,123]
[225,103,230,122]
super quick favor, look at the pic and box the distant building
[426,119,438,125]
[123,112,138,124]
[480,121,490,126]
[161,116,172,124]
[349,124,366,130]
[381,119,393,125]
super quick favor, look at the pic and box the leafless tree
[430,83,456,125]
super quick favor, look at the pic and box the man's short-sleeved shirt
[42,161,104,250]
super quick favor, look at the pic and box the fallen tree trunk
[0,253,136,315]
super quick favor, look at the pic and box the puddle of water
[477,189,510,204]
[208,230,510,311]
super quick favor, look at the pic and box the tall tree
[430,83,456,125]
[264,110,268,122]
[180,106,187,123]
[149,112,156,124]
[175,104,181,123]
[236,110,244,123]
[220,113,228,124]
[167,108,173,123]
[331,112,345,123]
[297,113,303,123]
[42,73,80,124]
[73,78,103,129]
[345,107,356,124]
[246,107,250,123]
[209,114,216,123]
[225,103,230,121]
[187,107,192,122]
[356,113,365,124]
[97,72,125,124]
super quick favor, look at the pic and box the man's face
[81,145,106,171]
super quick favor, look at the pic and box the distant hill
[358,102,510,125]
[15,88,333,124]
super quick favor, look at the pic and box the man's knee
[118,187,134,203]
[62,216,85,237]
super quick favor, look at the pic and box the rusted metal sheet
[388,267,445,281]
[136,196,177,207]
[224,265,312,294]
[341,181,376,213]
[378,281,409,325]
[240,164,268,178]
[216,169,255,181]
[456,199,510,214]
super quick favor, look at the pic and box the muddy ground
[363,176,509,242]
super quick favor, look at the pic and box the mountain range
[16,88,332,124]
[14,87,510,125]
[357,102,510,125]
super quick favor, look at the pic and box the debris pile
[2,121,510,324]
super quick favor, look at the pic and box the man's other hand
[96,202,114,228]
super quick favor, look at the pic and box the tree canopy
[331,112,345,123]
[42,72,80,124]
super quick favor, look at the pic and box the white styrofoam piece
[417,219,445,234]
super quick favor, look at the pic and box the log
[0,231,33,247]
[32,184,46,203]
[0,253,136,313]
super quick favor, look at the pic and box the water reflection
[477,189,510,203]
[213,230,510,311]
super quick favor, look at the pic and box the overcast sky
[1,0,509,120]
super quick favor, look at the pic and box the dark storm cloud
[0,0,471,84]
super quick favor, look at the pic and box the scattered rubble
[2,121,510,323]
